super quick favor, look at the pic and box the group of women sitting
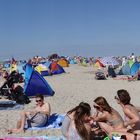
[61,89,140,140]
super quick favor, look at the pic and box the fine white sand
[0,64,140,137]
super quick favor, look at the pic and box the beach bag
[95,71,106,80]
[16,94,31,104]
[10,85,30,104]
[27,112,48,127]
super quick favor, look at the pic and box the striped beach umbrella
[100,56,119,66]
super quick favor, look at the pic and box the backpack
[16,94,31,104]
[9,85,31,104]
[95,71,106,80]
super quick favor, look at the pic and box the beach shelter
[131,62,140,76]
[24,64,55,96]
[121,62,130,75]
[69,59,77,64]
[94,60,104,68]
[100,57,119,66]
[3,63,10,69]
[35,64,51,76]
[57,59,69,67]
[17,64,26,77]
[81,59,88,67]
[128,60,134,67]
[49,61,65,75]
[44,61,51,68]
[121,61,140,76]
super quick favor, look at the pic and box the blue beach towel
[26,113,65,130]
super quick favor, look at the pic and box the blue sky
[0,0,140,60]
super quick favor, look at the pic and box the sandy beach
[0,64,140,137]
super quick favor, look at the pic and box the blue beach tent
[17,64,26,77]
[24,64,55,96]
[49,63,65,75]
[121,61,140,76]
[130,62,140,76]
[69,59,76,64]
[121,62,130,75]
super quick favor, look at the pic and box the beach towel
[0,101,24,110]
[26,113,65,130]
[4,136,66,140]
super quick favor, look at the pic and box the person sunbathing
[114,69,140,81]
[7,94,50,133]
[115,89,140,135]
[61,102,91,140]
[91,96,127,135]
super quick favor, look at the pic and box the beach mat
[26,113,65,130]
[0,101,24,110]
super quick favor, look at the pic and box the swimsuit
[107,118,123,126]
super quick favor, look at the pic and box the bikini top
[107,117,123,126]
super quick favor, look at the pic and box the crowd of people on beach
[0,54,140,140]
[5,90,140,140]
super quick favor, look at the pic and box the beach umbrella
[100,56,119,66]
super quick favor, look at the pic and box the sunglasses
[114,96,119,100]
[93,105,100,110]
[36,99,42,102]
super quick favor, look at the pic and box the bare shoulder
[123,105,135,116]
[44,102,50,108]
[67,112,75,120]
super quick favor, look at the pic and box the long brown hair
[94,96,112,113]
[117,89,132,106]
[67,102,91,140]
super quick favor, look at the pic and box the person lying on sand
[7,94,50,133]
[114,69,140,81]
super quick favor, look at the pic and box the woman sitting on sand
[115,89,140,134]
[7,94,50,133]
[61,102,91,140]
[91,96,126,135]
